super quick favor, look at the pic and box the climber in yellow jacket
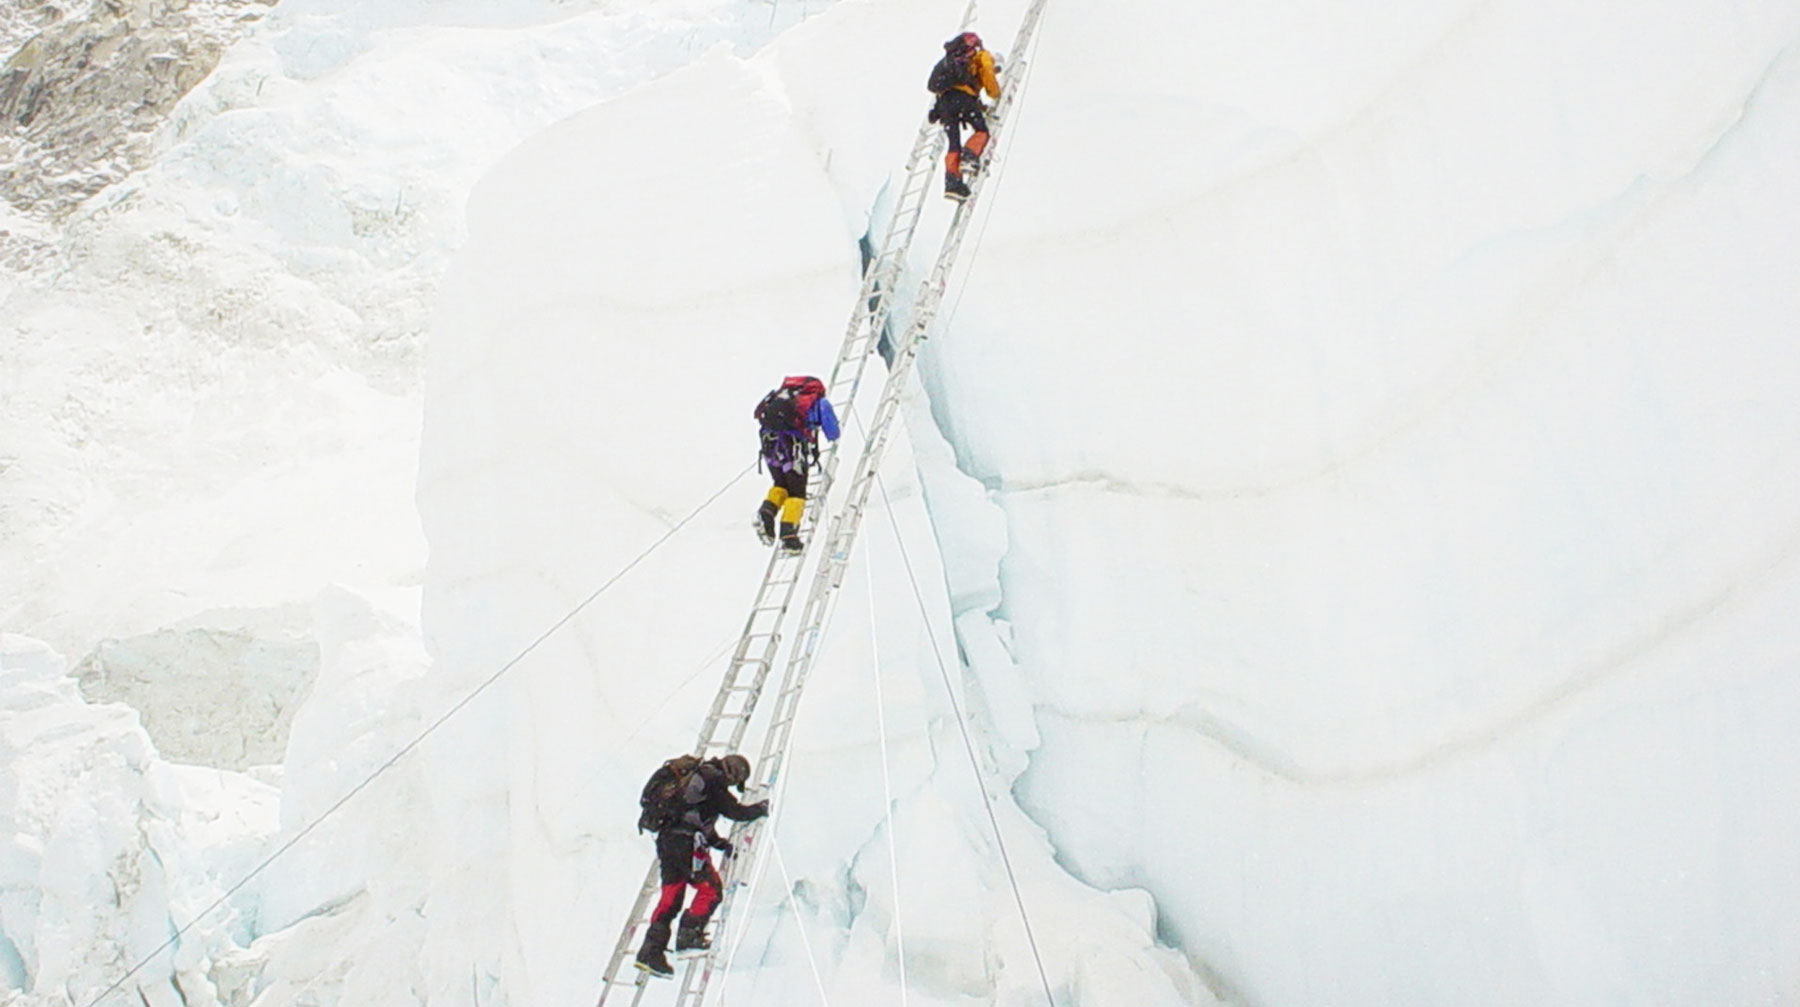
[927,31,1002,201]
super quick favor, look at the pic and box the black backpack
[756,388,803,432]
[638,754,702,833]
[754,375,824,433]
[927,51,976,95]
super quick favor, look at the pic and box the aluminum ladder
[647,2,1052,1003]
[592,89,953,1007]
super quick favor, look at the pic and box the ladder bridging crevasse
[594,3,1049,1003]
[591,107,942,1007]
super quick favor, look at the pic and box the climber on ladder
[754,375,840,554]
[633,753,770,979]
[927,30,1002,201]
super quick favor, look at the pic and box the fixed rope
[771,836,836,1007]
[873,467,1057,1007]
[80,463,757,1007]
[866,551,911,1007]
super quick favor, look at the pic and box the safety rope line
[711,758,790,1007]
[619,633,744,749]
[865,552,910,1007]
[771,835,836,1007]
[709,745,822,1007]
[567,631,740,815]
[705,480,870,1002]
[81,462,758,1007]
[873,467,1057,1007]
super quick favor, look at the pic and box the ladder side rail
[593,862,664,1007]
[693,547,809,753]
[855,124,945,318]
[1004,0,1053,72]
[836,121,941,361]
[795,119,945,547]
[820,120,941,428]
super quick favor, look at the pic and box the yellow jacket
[954,49,1001,100]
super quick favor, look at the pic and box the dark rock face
[0,0,277,218]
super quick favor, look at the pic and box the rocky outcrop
[73,622,319,771]
[0,0,276,218]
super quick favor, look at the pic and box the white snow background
[3,0,1800,1005]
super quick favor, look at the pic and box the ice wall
[897,1,1800,1004]
[0,634,279,1006]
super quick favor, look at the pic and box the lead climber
[753,375,840,554]
[926,30,1002,201]
[634,753,770,978]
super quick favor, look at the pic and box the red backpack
[755,376,826,433]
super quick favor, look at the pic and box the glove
[927,107,940,124]
[711,837,734,857]
[750,800,771,820]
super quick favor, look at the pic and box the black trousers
[933,89,989,153]
[770,464,808,500]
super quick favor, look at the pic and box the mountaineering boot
[944,171,970,201]
[635,920,675,978]
[779,523,805,554]
[635,946,674,979]
[778,497,806,553]
[755,500,779,546]
[673,914,712,958]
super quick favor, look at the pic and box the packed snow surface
[3,0,1799,1005]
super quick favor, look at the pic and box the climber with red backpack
[633,753,770,978]
[753,375,840,554]
[927,30,1002,201]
